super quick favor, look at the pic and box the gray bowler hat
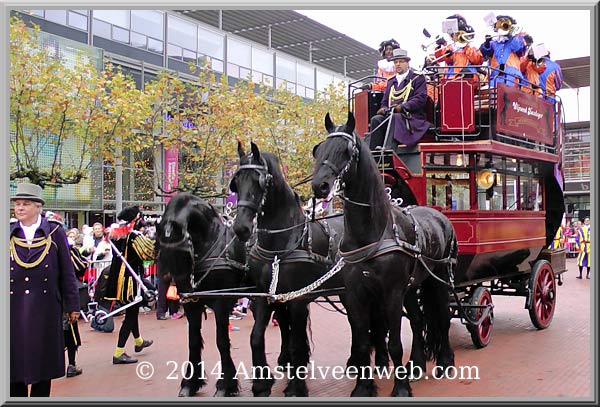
[11,182,45,205]
[390,48,411,61]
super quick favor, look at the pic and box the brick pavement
[51,258,592,399]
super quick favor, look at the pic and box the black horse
[230,142,367,397]
[155,192,247,397]
[311,112,458,397]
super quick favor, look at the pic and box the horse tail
[420,277,450,362]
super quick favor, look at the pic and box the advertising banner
[164,147,179,203]
[496,83,554,145]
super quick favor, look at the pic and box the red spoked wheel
[528,260,556,329]
[467,287,494,348]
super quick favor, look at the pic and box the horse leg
[274,307,291,368]
[178,303,206,397]
[427,277,455,377]
[283,301,310,397]
[212,300,239,397]
[370,302,389,369]
[404,288,427,378]
[386,292,412,397]
[345,288,377,397]
[250,298,275,397]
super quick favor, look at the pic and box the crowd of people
[364,12,563,150]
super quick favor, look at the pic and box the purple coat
[10,217,80,384]
[380,69,430,147]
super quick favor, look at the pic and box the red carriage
[350,65,567,347]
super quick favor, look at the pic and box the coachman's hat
[390,48,411,62]
[11,182,45,205]
[117,206,141,223]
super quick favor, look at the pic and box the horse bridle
[230,158,273,215]
[315,131,369,207]
[315,131,359,182]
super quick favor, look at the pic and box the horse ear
[346,111,356,134]
[324,113,335,134]
[250,141,261,161]
[237,141,245,158]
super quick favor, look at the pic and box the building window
[227,37,251,69]
[45,10,67,25]
[168,14,197,52]
[67,11,88,31]
[92,18,111,39]
[198,26,223,60]
[131,10,163,40]
[93,10,130,29]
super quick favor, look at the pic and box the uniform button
[45,265,49,268]
[10,279,14,283]
[25,290,30,294]
[10,291,14,295]
[11,267,14,271]
[25,277,29,282]
[43,290,47,293]
[44,278,48,282]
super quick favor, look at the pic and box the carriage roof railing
[423,64,563,156]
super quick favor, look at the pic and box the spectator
[82,222,112,262]
[10,183,80,397]
[576,217,591,279]
[368,47,430,149]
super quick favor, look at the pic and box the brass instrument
[452,30,475,44]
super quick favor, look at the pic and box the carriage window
[506,174,519,210]
[477,171,502,210]
[426,171,470,210]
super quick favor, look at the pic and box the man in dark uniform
[104,206,156,364]
[368,47,430,149]
[10,183,80,397]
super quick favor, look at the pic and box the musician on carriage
[433,14,484,80]
[367,47,430,150]
[520,43,564,100]
[104,206,156,364]
[480,14,528,87]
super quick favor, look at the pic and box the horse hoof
[350,380,377,397]
[214,388,239,397]
[253,390,272,397]
[284,381,309,397]
[178,386,198,397]
[391,387,412,397]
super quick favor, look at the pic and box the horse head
[311,111,358,199]
[230,141,273,242]
[156,193,221,286]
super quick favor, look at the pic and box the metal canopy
[176,9,380,80]
[556,56,590,89]
[176,10,590,89]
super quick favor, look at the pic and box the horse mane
[243,150,301,207]
[330,122,390,229]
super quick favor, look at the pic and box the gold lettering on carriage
[512,102,544,119]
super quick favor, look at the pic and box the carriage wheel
[467,287,493,348]
[528,260,556,329]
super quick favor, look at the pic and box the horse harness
[250,215,337,267]
[160,219,247,302]
[341,206,457,289]
[320,130,458,290]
